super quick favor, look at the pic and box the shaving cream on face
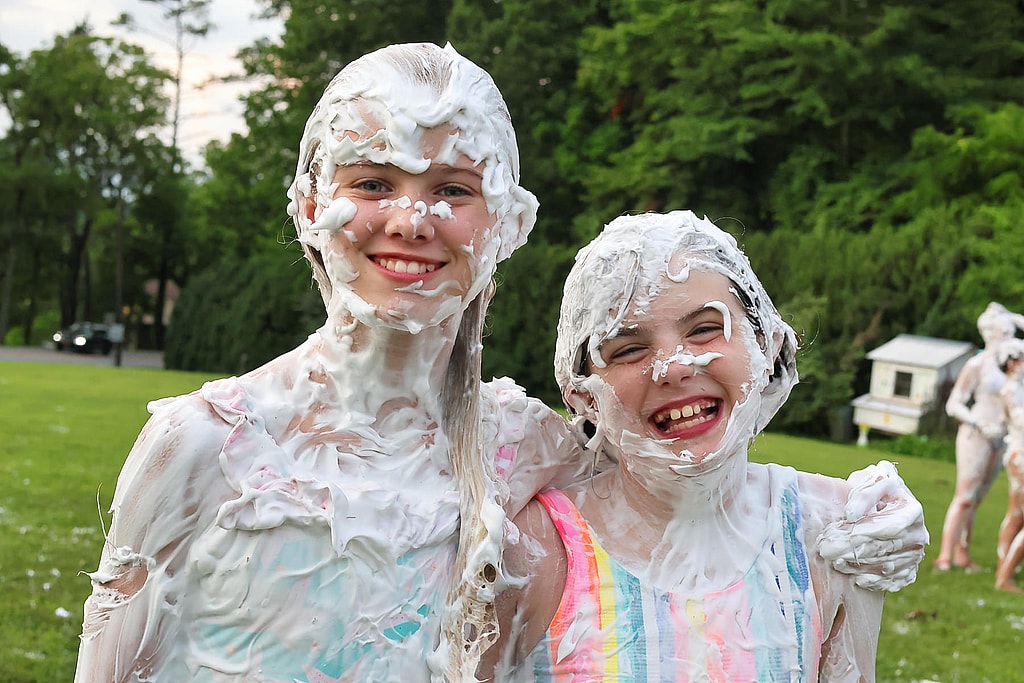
[978,301,1016,347]
[286,43,539,334]
[580,285,767,484]
[302,132,497,333]
[556,212,795,477]
[556,211,797,438]
[548,211,801,596]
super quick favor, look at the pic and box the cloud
[0,0,281,167]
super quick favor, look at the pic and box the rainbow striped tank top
[518,464,822,682]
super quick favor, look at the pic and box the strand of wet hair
[438,286,506,681]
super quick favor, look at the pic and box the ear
[767,326,787,373]
[495,186,539,263]
[564,387,598,423]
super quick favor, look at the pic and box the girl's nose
[651,347,697,384]
[383,198,436,241]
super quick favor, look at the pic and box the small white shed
[851,334,975,444]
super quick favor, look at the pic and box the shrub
[165,251,324,375]
[868,433,956,463]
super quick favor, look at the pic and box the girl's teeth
[381,259,436,275]
[669,404,702,421]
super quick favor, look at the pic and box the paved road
[0,345,164,369]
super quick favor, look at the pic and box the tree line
[2,0,1023,438]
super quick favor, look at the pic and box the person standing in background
[937,302,1024,572]
[995,338,1024,592]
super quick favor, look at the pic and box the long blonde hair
[438,283,505,680]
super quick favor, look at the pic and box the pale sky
[0,0,282,167]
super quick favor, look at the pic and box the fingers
[817,460,928,591]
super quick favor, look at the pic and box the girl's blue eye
[357,180,388,192]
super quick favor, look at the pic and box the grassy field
[0,361,223,682]
[0,361,1021,682]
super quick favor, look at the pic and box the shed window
[894,371,913,398]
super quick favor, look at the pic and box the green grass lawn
[1,361,1021,682]
[0,361,223,682]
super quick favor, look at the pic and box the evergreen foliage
[484,240,578,405]
[164,250,323,375]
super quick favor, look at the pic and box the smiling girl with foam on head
[73,43,584,683]
[485,211,926,682]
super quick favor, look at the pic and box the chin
[670,443,719,466]
[342,289,468,332]
[663,445,737,479]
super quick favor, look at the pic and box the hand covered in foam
[817,460,927,592]
[977,420,1006,441]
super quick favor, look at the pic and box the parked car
[53,322,113,355]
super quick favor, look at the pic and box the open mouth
[649,398,720,437]
[373,256,439,276]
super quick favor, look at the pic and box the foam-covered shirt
[74,367,581,683]
[518,465,823,682]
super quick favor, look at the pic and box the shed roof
[866,334,975,368]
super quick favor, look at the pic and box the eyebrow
[433,162,484,177]
[602,326,641,342]
[442,167,484,182]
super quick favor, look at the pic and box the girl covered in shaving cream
[995,338,1024,592]
[74,43,584,683]
[486,211,924,682]
[937,302,1024,573]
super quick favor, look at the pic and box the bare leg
[996,506,1023,564]
[995,530,1024,592]
[998,450,1024,562]
[996,450,1024,590]
[936,426,1001,570]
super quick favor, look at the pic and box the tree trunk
[1,185,28,345]
[22,247,41,347]
[0,239,16,345]
[61,213,92,327]
[114,195,126,366]
[156,247,169,349]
